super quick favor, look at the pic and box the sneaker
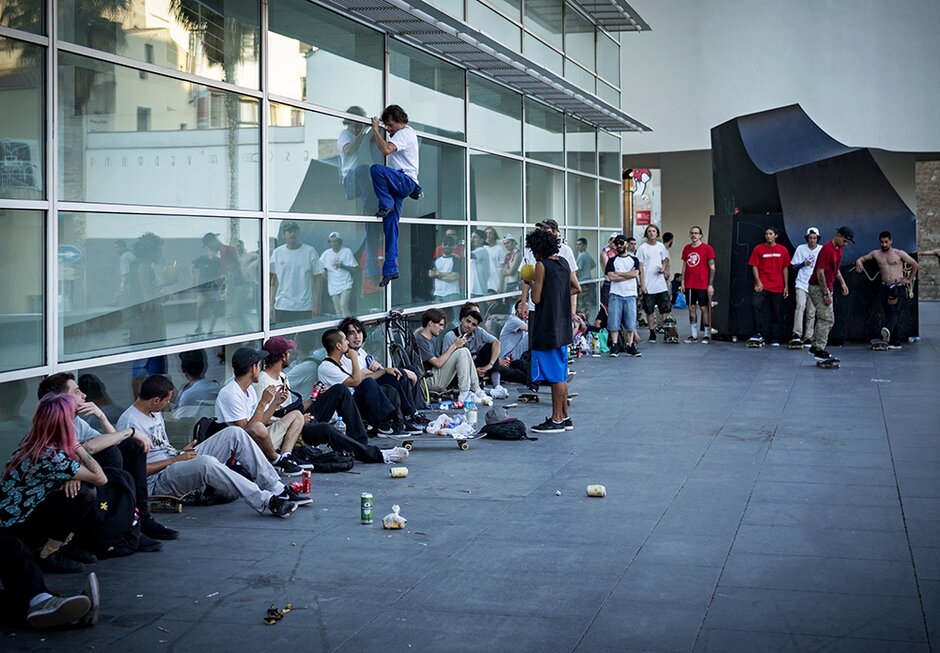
[382,446,410,464]
[273,454,304,476]
[27,595,92,629]
[411,413,432,426]
[409,185,423,200]
[137,534,163,553]
[530,418,566,434]
[770,340,780,347]
[375,206,391,218]
[489,385,509,399]
[803,338,813,348]
[61,544,97,564]
[648,331,657,342]
[268,495,298,518]
[142,518,179,541]
[280,486,313,506]
[79,572,100,627]
[404,419,425,435]
[684,335,697,344]
[701,336,711,344]
[625,345,642,357]
[748,334,763,343]
[281,452,314,471]
[376,422,397,436]
[608,342,620,357]
[562,417,574,431]
[881,327,891,343]
[378,274,399,287]
[808,345,821,356]
[887,344,902,350]
[38,551,84,574]
[813,349,832,362]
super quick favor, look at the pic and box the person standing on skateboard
[808,227,853,365]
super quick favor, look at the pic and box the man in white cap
[789,227,821,347]
[319,232,357,317]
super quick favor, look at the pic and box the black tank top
[530,257,572,350]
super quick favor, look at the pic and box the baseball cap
[484,406,511,425]
[805,227,820,237]
[536,218,559,231]
[262,336,296,358]
[201,232,220,245]
[328,231,342,241]
[282,220,300,232]
[836,226,855,243]
[612,234,626,244]
[231,347,268,370]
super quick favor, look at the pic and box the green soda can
[360,492,373,524]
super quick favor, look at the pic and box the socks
[691,323,699,339]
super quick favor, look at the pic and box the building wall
[917,161,940,300]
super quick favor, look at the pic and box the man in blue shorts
[525,229,580,434]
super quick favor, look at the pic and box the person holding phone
[415,308,488,404]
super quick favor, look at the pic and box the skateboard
[149,492,196,513]
[378,430,485,451]
[816,358,841,369]
[519,391,577,406]
[870,338,888,351]
[788,337,803,350]
[662,316,680,344]
[746,337,765,348]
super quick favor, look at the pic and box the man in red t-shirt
[808,226,853,363]
[747,227,791,346]
[679,226,716,343]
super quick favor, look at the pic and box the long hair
[4,393,79,479]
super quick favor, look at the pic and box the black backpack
[480,419,537,441]
[307,449,355,473]
[94,467,141,558]
[193,416,227,443]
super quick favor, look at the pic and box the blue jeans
[370,165,418,277]
[607,294,637,332]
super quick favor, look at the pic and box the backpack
[94,467,141,558]
[480,419,537,441]
[307,450,355,473]
[193,416,227,443]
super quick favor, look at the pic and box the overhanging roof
[316,0,651,132]
[570,0,650,32]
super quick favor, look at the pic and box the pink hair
[3,393,80,479]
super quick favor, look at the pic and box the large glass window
[597,33,619,85]
[58,212,262,361]
[389,42,465,141]
[0,209,43,373]
[268,0,383,112]
[523,33,563,76]
[564,5,595,71]
[470,152,523,223]
[526,164,563,224]
[596,80,620,108]
[598,131,621,180]
[564,58,595,92]
[58,52,261,210]
[58,0,261,89]
[468,75,521,155]
[483,0,521,21]
[599,180,621,229]
[468,0,521,50]
[0,0,43,34]
[401,139,466,221]
[269,106,381,216]
[566,116,596,174]
[567,174,597,227]
[0,37,43,200]
[269,218,385,330]
[391,224,468,308]
[0,374,43,461]
[424,0,464,19]
[524,98,563,167]
[467,224,525,296]
[567,229,599,282]
[525,0,563,49]
[576,280,599,323]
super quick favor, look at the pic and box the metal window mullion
[0,366,52,385]
[55,202,264,219]
[0,25,49,46]
[383,30,392,312]
[261,0,271,334]
[46,0,58,370]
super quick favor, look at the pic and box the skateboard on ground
[518,391,577,405]
[662,316,680,344]
[746,336,765,348]
[788,337,803,350]
[816,358,841,369]
[870,338,888,351]
[378,430,485,451]
[149,492,196,513]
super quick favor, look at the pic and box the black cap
[232,347,268,370]
[202,232,220,245]
[836,226,855,243]
[536,218,560,231]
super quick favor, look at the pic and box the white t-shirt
[253,370,294,416]
[791,243,821,292]
[433,255,460,297]
[519,243,578,311]
[607,255,639,297]
[319,247,357,296]
[636,241,670,294]
[73,416,100,443]
[337,126,379,180]
[318,357,355,394]
[117,405,175,467]
[388,126,419,182]
[484,244,502,292]
[470,247,489,296]
[215,379,259,423]
[271,243,324,311]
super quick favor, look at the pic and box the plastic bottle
[334,416,346,436]
[464,401,477,426]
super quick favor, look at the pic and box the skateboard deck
[519,391,578,405]
[816,359,841,368]
[662,317,680,344]
[870,338,888,351]
[149,492,196,513]
[746,339,765,348]
[788,338,803,350]
[378,431,485,451]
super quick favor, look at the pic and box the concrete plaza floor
[6,304,940,652]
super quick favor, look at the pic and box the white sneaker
[474,390,493,406]
[382,446,410,464]
[488,385,509,399]
[458,390,476,403]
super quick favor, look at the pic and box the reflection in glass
[577,281,599,323]
[568,174,597,227]
[566,116,596,174]
[0,375,42,461]
[525,98,564,166]
[269,218,384,330]
[57,52,261,209]
[525,0,563,49]
[597,33,620,84]
[58,212,262,361]
[468,225,524,296]
[0,1,43,34]
[523,33,563,76]
[526,164,563,224]
[469,74,521,154]
[568,229,599,282]
[58,0,260,88]
[0,37,43,200]
[401,139,466,221]
[599,130,621,180]
[268,0,382,112]
[469,0,521,50]
[470,152,523,223]
[389,42,465,140]
[391,224,468,308]
[0,209,43,373]
[564,58,595,92]
[564,5,595,71]
[599,180,621,229]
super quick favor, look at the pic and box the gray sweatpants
[427,347,480,394]
[149,427,285,514]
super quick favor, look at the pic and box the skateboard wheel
[175,503,183,513]
[403,442,413,450]
[149,502,158,512]
[459,442,469,451]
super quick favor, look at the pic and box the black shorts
[685,288,709,307]
[642,291,672,315]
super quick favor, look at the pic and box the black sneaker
[268,495,298,518]
[608,342,620,357]
[562,417,574,431]
[61,544,97,564]
[625,345,642,357]
[404,419,425,435]
[530,418,566,434]
[376,422,397,436]
[375,206,391,218]
[411,413,431,426]
[803,338,813,348]
[280,487,313,506]
[684,335,697,343]
[142,518,179,541]
[26,595,91,629]
[648,331,657,342]
[273,454,304,477]
[379,274,399,287]
[808,345,821,356]
[409,185,423,200]
[38,551,84,574]
[137,533,163,553]
[813,349,832,362]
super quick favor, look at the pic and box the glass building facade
[0,0,636,454]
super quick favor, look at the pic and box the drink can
[302,470,311,494]
[360,492,373,524]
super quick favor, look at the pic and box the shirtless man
[854,231,918,349]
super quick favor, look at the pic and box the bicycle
[384,309,432,406]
